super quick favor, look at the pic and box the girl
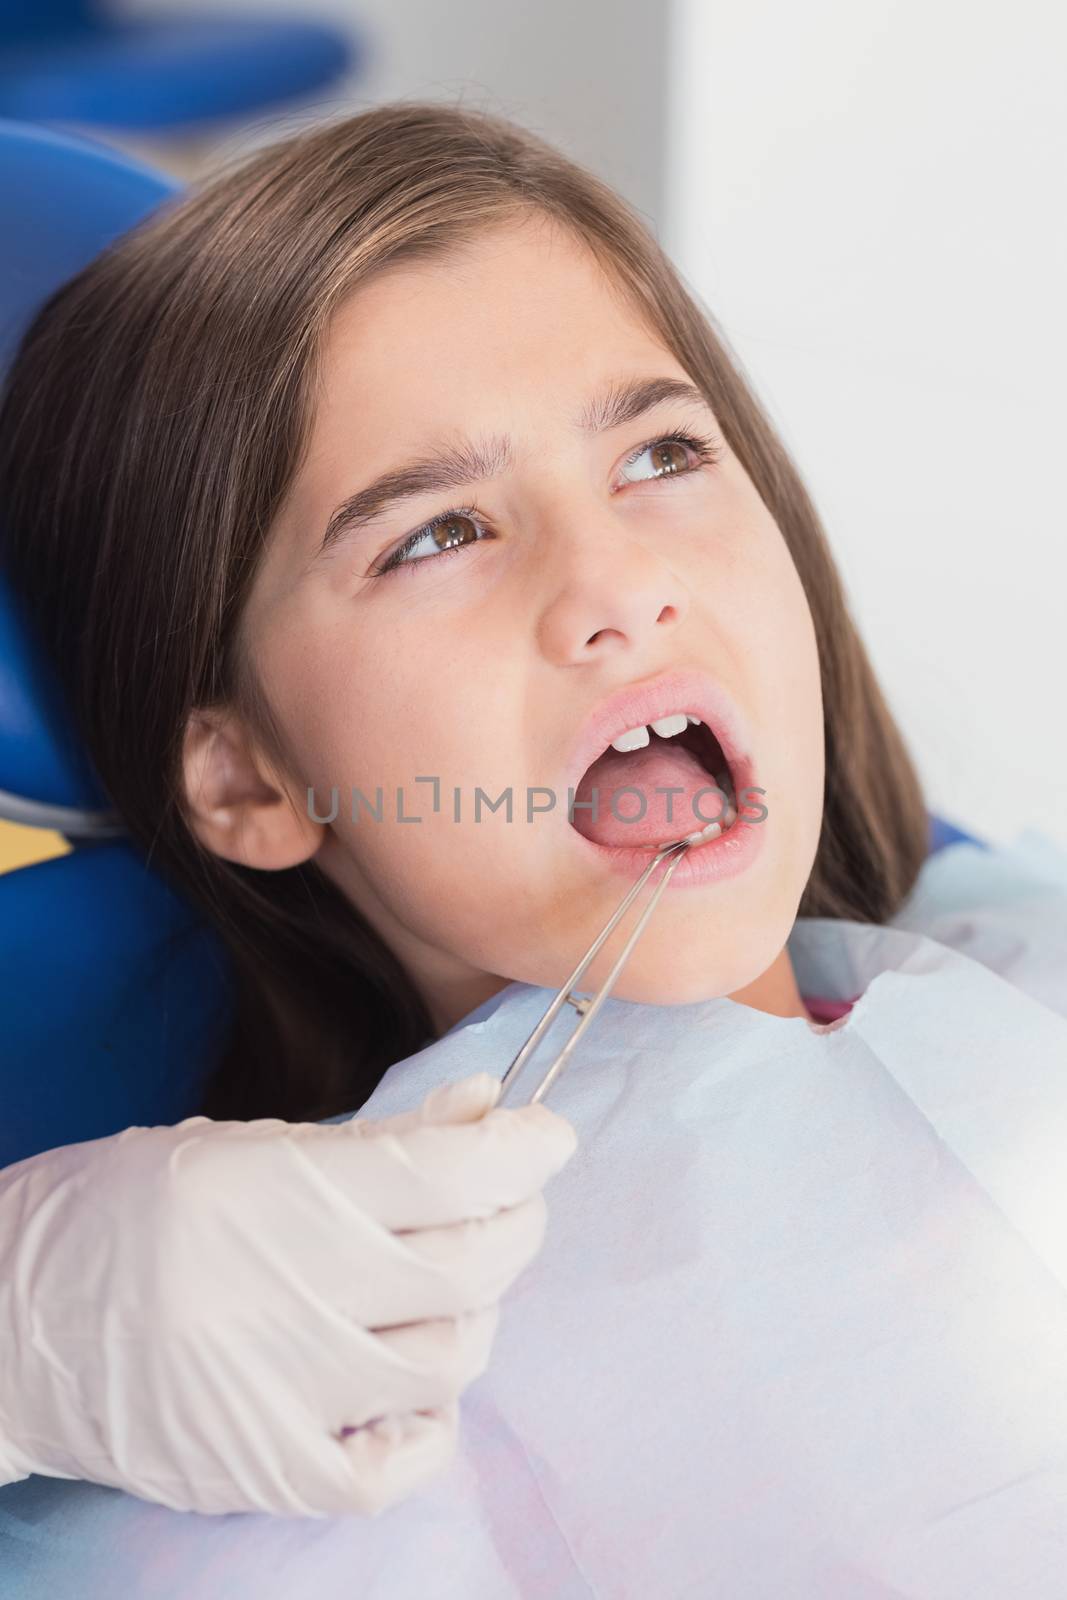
[2,102,1066,1596]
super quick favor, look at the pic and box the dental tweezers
[495,837,693,1109]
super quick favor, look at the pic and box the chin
[572,912,792,1009]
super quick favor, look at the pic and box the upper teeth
[610,712,699,753]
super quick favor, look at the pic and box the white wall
[663,0,1067,845]
[114,0,669,232]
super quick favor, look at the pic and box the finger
[338,1304,500,1423]
[355,1073,502,1138]
[161,1113,571,1325]
[329,1400,462,1518]
[322,1192,548,1327]
[266,1306,500,1436]
[391,1192,548,1313]
[420,1073,501,1124]
[171,1137,554,1328]
[297,1101,578,1231]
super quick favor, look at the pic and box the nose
[535,506,690,665]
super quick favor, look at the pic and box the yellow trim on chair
[0,818,72,874]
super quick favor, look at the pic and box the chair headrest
[0,118,180,836]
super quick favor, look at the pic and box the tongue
[571,739,728,848]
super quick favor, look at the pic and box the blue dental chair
[0,0,356,137]
[0,119,985,1171]
[0,119,234,1169]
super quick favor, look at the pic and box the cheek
[254,604,451,786]
[723,516,824,850]
[770,572,825,856]
[260,590,536,892]
[737,511,822,713]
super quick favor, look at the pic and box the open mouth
[570,711,741,851]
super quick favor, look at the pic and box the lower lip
[567,804,767,890]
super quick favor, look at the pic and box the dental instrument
[495,835,694,1109]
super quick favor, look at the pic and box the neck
[727,944,813,1020]
[425,970,513,1038]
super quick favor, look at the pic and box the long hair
[0,101,929,1122]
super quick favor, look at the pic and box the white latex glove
[0,1072,577,1518]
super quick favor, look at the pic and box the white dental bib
[3,834,1067,1599]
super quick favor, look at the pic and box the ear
[181,707,322,870]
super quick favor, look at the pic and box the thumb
[419,1071,502,1125]
[359,1072,501,1139]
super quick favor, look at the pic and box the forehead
[311,217,671,443]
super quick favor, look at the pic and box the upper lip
[561,666,755,803]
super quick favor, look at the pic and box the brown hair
[0,101,928,1123]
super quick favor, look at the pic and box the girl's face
[184,214,825,1032]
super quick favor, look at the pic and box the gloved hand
[0,1072,577,1518]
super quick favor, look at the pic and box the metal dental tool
[495,836,693,1109]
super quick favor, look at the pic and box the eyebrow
[312,374,714,563]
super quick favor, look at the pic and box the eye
[367,508,490,580]
[618,431,719,485]
[367,426,724,580]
